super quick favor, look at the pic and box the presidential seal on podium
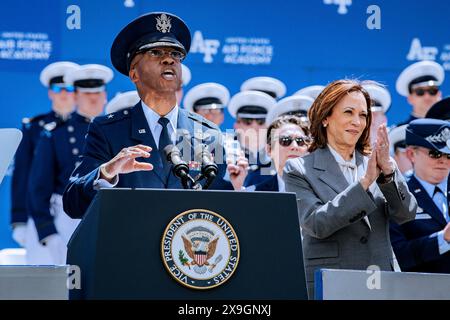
[161,209,240,289]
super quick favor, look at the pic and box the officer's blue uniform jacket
[390,175,450,273]
[28,112,90,240]
[63,103,232,219]
[254,174,278,191]
[243,150,273,187]
[10,111,67,225]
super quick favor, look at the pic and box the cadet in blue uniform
[237,77,285,186]
[390,119,450,273]
[396,61,444,125]
[228,90,276,186]
[62,12,246,219]
[10,61,79,262]
[28,64,113,264]
[183,82,230,126]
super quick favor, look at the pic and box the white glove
[12,225,27,247]
[42,234,67,265]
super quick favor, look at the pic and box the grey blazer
[283,146,417,299]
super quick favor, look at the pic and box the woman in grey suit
[283,80,417,299]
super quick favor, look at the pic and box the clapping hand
[360,124,395,190]
[375,124,395,175]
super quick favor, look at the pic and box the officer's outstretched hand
[100,145,153,182]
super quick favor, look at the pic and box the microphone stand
[194,144,218,190]
[164,145,196,190]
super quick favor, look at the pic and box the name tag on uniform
[415,213,432,220]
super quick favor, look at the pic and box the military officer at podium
[390,119,450,273]
[63,12,247,219]
[10,61,79,263]
[28,64,113,264]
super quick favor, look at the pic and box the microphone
[194,143,218,189]
[163,145,193,188]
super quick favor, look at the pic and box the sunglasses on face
[143,48,185,62]
[413,87,439,96]
[278,136,310,147]
[50,84,75,93]
[238,118,265,126]
[427,149,450,159]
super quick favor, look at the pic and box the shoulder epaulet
[22,113,49,129]
[22,117,31,125]
[27,113,48,123]
[22,112,47,125]
[96,108,132,125]
[187,111,220,131]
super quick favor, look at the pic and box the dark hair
[307,79,373,155]
[266,115,311,146]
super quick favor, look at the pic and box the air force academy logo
[161,209,240,289]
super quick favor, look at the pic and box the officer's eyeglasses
[238,118,265,126]
[427,149,450,159]
[144,48,185,62]
[413,87,439,96]
[417,147,450,159]
[50,84,75,93]
[278,136,311,147]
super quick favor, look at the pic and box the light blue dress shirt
[141,101,178,147]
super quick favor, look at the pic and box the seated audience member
[390,119,450,274]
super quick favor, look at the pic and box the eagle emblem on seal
[179,226,222,275]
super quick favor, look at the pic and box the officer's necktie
[433,186,449,222]
[158,117,172,179]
